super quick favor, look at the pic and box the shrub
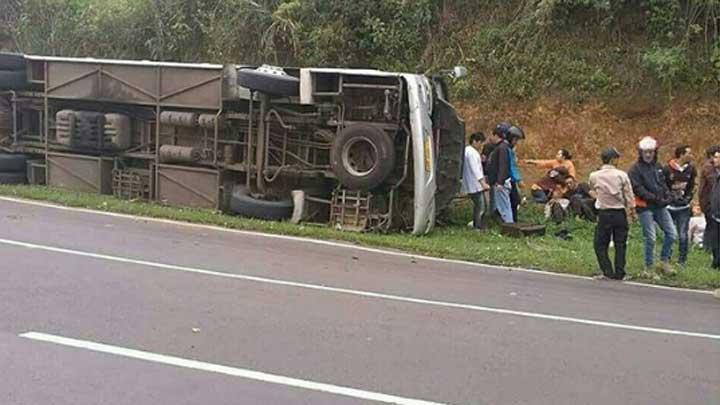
[641,45,688,99]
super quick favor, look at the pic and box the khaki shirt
[589,165,636,210]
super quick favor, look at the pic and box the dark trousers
[594,209,629,279]
[569,196,597,222]
[708,218,720,269]
[669,208,691,264]
[469,192,486,229]
[704,213,713,252]
[531,189,548,204]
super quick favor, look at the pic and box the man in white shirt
[462,132,489,229]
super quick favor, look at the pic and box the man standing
[589,148,635,280]
[701,149,720,268]
[663,145,697,266]
[481,123,509,164]
[629,136,677,274]
[486,125,522,223]
[507,125,525,223]
[483,123,510,220]
[699,145,720,249]
[462,132,489,229]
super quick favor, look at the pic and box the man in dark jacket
[483,123,510,220]
[663,145,697,266]
[482,122,509,164]
[699,145,720,249]
[702,149,720,268]
[629,136,677,274]
[486,126,516,223]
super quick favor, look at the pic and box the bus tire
[229,185,294,220]
[0,70,27,90]
[330,124,395,191]
[0,53,26,71]
[0,171,27,185]
[0,153,28,172]
[237,68,299,97]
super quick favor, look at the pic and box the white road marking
[3,237,720,341]
[20,332,446,405]
[0,196,711,295]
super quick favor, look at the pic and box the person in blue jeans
[486,125,524,223]
[507,126,525,222]
[663,145,697,266]
[629,137,678,275]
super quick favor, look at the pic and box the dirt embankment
[458,97,720,182]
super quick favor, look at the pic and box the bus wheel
[330,124,395,191]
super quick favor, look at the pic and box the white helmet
[638,136,658,151]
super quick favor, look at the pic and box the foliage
[646,0,682,42]
[642,45,688,99]
[711,41,720,84]
[4,0,720,102]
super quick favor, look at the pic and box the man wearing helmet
[629,136,678,275]
[506,126,525,222]
[482,123,510,220]
[486,123,524,223]
[482,122,510,164]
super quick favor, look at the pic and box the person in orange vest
[629,137,677,275]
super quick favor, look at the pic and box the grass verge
[0,185,718,290]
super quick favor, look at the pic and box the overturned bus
[0,53,465,234]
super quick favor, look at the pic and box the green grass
[1,185,719,290]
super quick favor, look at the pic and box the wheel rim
[342,136,379,177]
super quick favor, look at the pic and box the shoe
[639,270,661,281]
[593,274,608,280]
[659,261,676,275]
[621,274,632,281]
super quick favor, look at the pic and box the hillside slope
[460,97,720,180]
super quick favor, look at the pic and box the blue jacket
[508,147,522,183]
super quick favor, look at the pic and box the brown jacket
[699,159,717,214]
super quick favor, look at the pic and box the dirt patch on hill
[457,97,720,182]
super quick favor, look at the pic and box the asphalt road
[0,198,718,405]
